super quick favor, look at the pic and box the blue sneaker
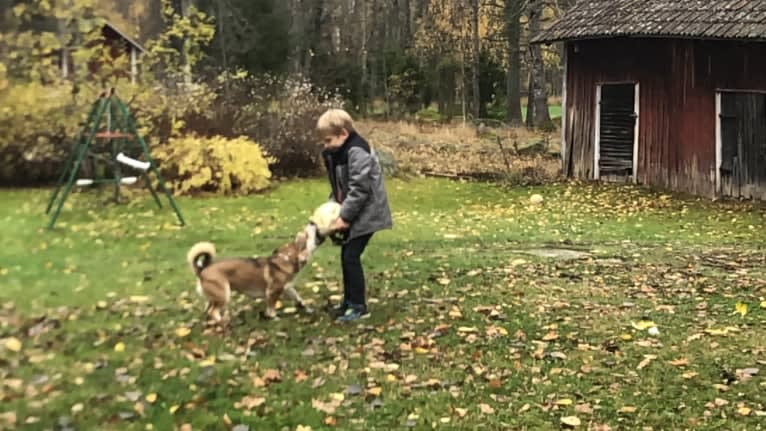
[335,307,369,322]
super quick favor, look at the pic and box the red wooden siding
[563,38,766,197]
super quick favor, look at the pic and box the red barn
[535,0,766,200]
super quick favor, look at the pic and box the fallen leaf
[561,416,581,427]
[262,369,282,383]
[0,412,16,427]
[575,403,593,414]
[180,425,192,431]
[618,406,637,414]
[367,387,383,397]
[129,295,149,303]
[114,342,125,352]
[71,403,84,414]
[4,337,22,352]
[175,327,191,337]
[235,396,265,410]
[169,405,180,414]
[631,320,656,330]
[682,371,698,379]
[324,416,337,426]
[479,403,495,414]
[637,355,657,370]
[735,302,748,317]
[542,331,558,341]
[455,408,468,417]
[199,356,216,367]
[296,426,311,431]
[146,393,157,403]
[294,369,309,383]
[556,398,574,406]
[669,358,689,366]
[738,406,751,416]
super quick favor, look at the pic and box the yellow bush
[154,135,275,195]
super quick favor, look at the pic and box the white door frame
[593,81,640,183]
[715,91,722,194]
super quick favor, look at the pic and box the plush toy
[310,201,342,236]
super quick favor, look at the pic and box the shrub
[227,73,344,177]
[153,135,274,195]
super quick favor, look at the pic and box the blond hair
[316,108,356,136]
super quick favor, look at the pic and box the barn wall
[563,37,766,197]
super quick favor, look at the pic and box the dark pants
[341,233,373,311]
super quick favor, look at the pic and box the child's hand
[334,217,350,231]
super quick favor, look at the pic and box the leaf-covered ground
[1,178,765,430]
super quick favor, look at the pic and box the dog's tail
[187,242,216,276]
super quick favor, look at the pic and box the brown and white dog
[186,224,321,323]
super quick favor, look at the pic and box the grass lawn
[1,178,765,430]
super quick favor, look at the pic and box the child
[317,108,392,322]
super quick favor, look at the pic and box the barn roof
[533,0,766,43]
[103,22,146,53]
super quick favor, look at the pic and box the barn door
[595,83,639,182]
[717,92,766,200]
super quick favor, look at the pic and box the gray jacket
[322,132,393,241]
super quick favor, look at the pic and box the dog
[186,224,321,323]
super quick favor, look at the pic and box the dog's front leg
[263,288,279,320]
[285,283,313,314]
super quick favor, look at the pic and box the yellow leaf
[620,333,632,341]
[618,406,637,414]
[175,327,191,337]
[556,398,573,406]
[4,337,22,352]
[130,295,150,303]
[146,393,157,403]
[738,406,752,416]
[682,371,698,379]
[367,387,382,396]
[199,356,216,367]
[114,342,125,352]
[631,320,656,330]
[542,331,559,341]
[296,426,312,431]
[455,408,468,417]
[169,405,180,414]
[760,300,766,309]
[561,416,581,427]
[735,302,748,317]
[669,358,689,366]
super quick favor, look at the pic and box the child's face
[322,128,349,151]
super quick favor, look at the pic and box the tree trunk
[505,0,522,125]
[528,0,552,129]
[359,0,368,114]
[289,0,305,75]
[525,68,534,128]
[470,0,480,120]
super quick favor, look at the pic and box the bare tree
[505,0,523,125]
[470,0,480,119]
[527,0,551,128]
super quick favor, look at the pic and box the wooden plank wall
[563,37,766,198]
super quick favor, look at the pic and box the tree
[527,0,552,129]
[505,0,523,125]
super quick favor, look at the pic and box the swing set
[45,88,185,229]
